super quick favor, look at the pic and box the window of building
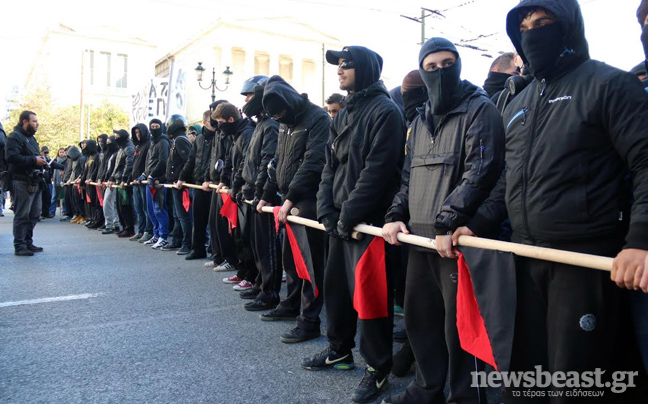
[254,52,270,76]
[116,54,128,88]
[100,51,111,87]
[279,55,293,83]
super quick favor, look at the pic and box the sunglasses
[188,130,198,136]
[338,60,355,70]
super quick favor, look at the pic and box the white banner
[130,67,187,128]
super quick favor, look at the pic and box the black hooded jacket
[180,126,215,185]
[241,115,279,200]
[5,125,41,181]
[483,71,511,98]
[223,118,255,192]
[131,124,151,182]
[80,140,99,183]
[468,0,648,251]
[110,131,135,183]
[262,76,330,204]
[166,130,192,183]
[67,146,86,180]
[145,131,171,182]
[317,46,406,229]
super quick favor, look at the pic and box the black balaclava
[402,87,428,123]
[418,37,463,116]
[85,139,97,155]
[113,129,129,147]
[107,140,118,153]
[149,119,163,139]
[483,72,512,97]
[218,121,238,136]
[242,85,265,118]
[520,23,565,80]
[97,134,108,152]
[262,76,305,126]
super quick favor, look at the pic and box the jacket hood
[483,72,511,97]
[344,46,383,93]
[506,0,589,77]
[262,75,307,118]
[67,146,81,161]
[85,139,98,155]
[132,123,150,146]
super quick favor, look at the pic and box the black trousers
[234,203,259,283]
[170,188,192,248]
[208,192,237,265]
[324,236,394,375]
[41,182,51,217]
[63,184,73,216]
[400,250,484,404]
[70,185,84,216]
[116,187,134,232]
[90,185,104,225]
[275,199,325,331]
[190,189,211,255]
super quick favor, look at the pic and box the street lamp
[194,62,234,103]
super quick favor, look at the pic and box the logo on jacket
[548,95,572,104]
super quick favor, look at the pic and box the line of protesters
[6,0,648,402]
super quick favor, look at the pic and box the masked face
[402,87,428,123]
[217,120,237,136]
[519,23,564,80]
[242,94,263,118]
[107,142,118,153]
[420,51,462,116]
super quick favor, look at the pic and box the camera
[29,169,44,184]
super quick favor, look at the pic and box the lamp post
[195,62,233,103]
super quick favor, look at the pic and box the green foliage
[5,87,129,151]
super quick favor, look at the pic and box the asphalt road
[0,212,417,404]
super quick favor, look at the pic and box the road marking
[0,293,104,308]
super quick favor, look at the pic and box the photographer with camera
[5,111,48,256]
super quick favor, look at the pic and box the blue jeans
[146,186,169,239]
[49,184,58,216]
[133,184,152,234]
[631,291,648,372]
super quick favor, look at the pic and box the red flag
[456,251,497,369]
[76,184,82,195]
[272,206,281,234]
[182,188,191,212]
[219,193,238,232]
[85,190,91,203]
[353,237,388,320]
[284,221,319,298]
[96,186,104,207]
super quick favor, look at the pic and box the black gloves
[320,213,340,238]
[337,220,352,241]
[235,191,244,205]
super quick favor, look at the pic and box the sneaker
[129,233,143,241]
[213,261,235,272]
[97,225,106,231]
[102,228,116,235]
[259,308,298,322]
[152,239,168,250]
[143,237,159,245]
[204,260,216,268]
[223,275,243,284]
[280,327,321,344]
[244,298,279,312]
[239,288,260,300]
[394,305,404,317]
[118,231,136,238]
[26,245,44,253]
[393,328,408,344]
[352,367,388,403]
[176,246,191,255]
[138,232,152,243]
[301,347,355,371]
[161,243,181,251]
[60,216,73,222]
[15,248,34,257]
[391,343,415,378]
[233,280,253,291]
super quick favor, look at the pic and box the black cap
[41,146,49,153]
[325,47,353,65]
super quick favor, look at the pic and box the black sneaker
[301,347,355,371]
[391,342,415,378]
[176,246,191,255]
[352,367,388,403]
[260,308,299,322]
[27,245,44,253]
[102,228,116,235]
[244,298,279,312]
[393,328,408,344]
[161,244,181,251]
[239,288,260,300]
[15,248,34,257]
[184,251,206,260]
[280,327,320,344]
[97,225,106,231]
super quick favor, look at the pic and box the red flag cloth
[456,251,497,369]
[272,206,281,234]
[182,188,191,212]
[219,193,238,232]
[149,185,157,198]
[96,186,103,207]
[353,237,388,320]
[76,184,82,195]
[85,191,91,203]
[284,222,318,299]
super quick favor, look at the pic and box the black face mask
[276,109,297,126]
[98,141,107,152]
[242,95,263,118]
[402,87,428,123]
[641,25,648,60]
[107,143,118,153]
[115,136,127,147]
[520,23,565,80]
[210,118,219,129]
[420,57,462,116]
[150,128,162,138]
[218,122,237,136]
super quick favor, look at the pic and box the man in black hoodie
[80,139,101,229]
[307,46,405,403]
[381,38,505,404]
[110,129,135,238]
[482,52,521,99]
[5,111,48,256]
[101,136,121,233]
[259,77,329,339]
[130,123,152,241]
[144,118,171,247]
[452,1,648,400]
[163,114,193,252]
[68,144,86,224]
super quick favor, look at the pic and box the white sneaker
[143,237,158,245]
[152,238,168,250]
[204,261,216,268]
[233,280,253,291]
[213,261,235,272]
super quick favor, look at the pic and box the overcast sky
[1,0,643,117]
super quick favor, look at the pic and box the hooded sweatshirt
[67,146,85,180]
[110,130,135,183]
[80,139,99,183]
[145,120,171,182]
[468,0,648,251]
[316,46,406,229]
[131,123,151,182]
